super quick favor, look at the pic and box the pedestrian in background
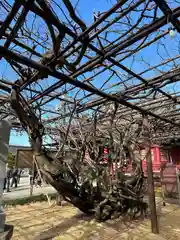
[3,164,12,192]
[17,168,22,184]
[11,166,18,188]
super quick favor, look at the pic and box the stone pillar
[0,120,11,233]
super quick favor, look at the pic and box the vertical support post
[0,120,11,232]
[30,159,34,197]
[63,101,66,125]
[144,116,159,234]
[160,163,166,206]
[146,150,159,234]
[176,168,180,207]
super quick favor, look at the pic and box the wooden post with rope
[30,159,34,197]
[160,163,166,206]
[144,116,159,234]
[33,155,51,206]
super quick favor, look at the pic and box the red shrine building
[108,144,179,196]
[143,145,180,196]
[84,142,180,196]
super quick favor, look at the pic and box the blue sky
[1,0,180,146]
[9,130,30,146]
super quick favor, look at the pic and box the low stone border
[2,193,68,207]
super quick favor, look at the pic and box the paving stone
[87,232,101,240]
[27,222,51,232]
[66,226,80,233]
[102,227,118,238]
[3,202,180,240]
[145,233,166,240]
[71,230,85,239]
[12,237,28,240]
[54,234,75,240]
[89,219,96,225]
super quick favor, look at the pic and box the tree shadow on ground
[105,213,149,231]
[36,212,94,240]
[36,210,148,240]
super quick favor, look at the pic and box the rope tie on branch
[33,155,52,206]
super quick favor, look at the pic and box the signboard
[16,149,58,168]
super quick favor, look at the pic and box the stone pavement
[5,201,180,240]
[2,176,56,201]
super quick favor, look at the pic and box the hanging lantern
[55,104,60,111]
[169,29,176,38]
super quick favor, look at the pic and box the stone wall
[0,120,11,232]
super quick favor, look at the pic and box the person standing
[29,169,37,185]
[17,168,22,184]
[11,167,18,188]
[3,164,12,192]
